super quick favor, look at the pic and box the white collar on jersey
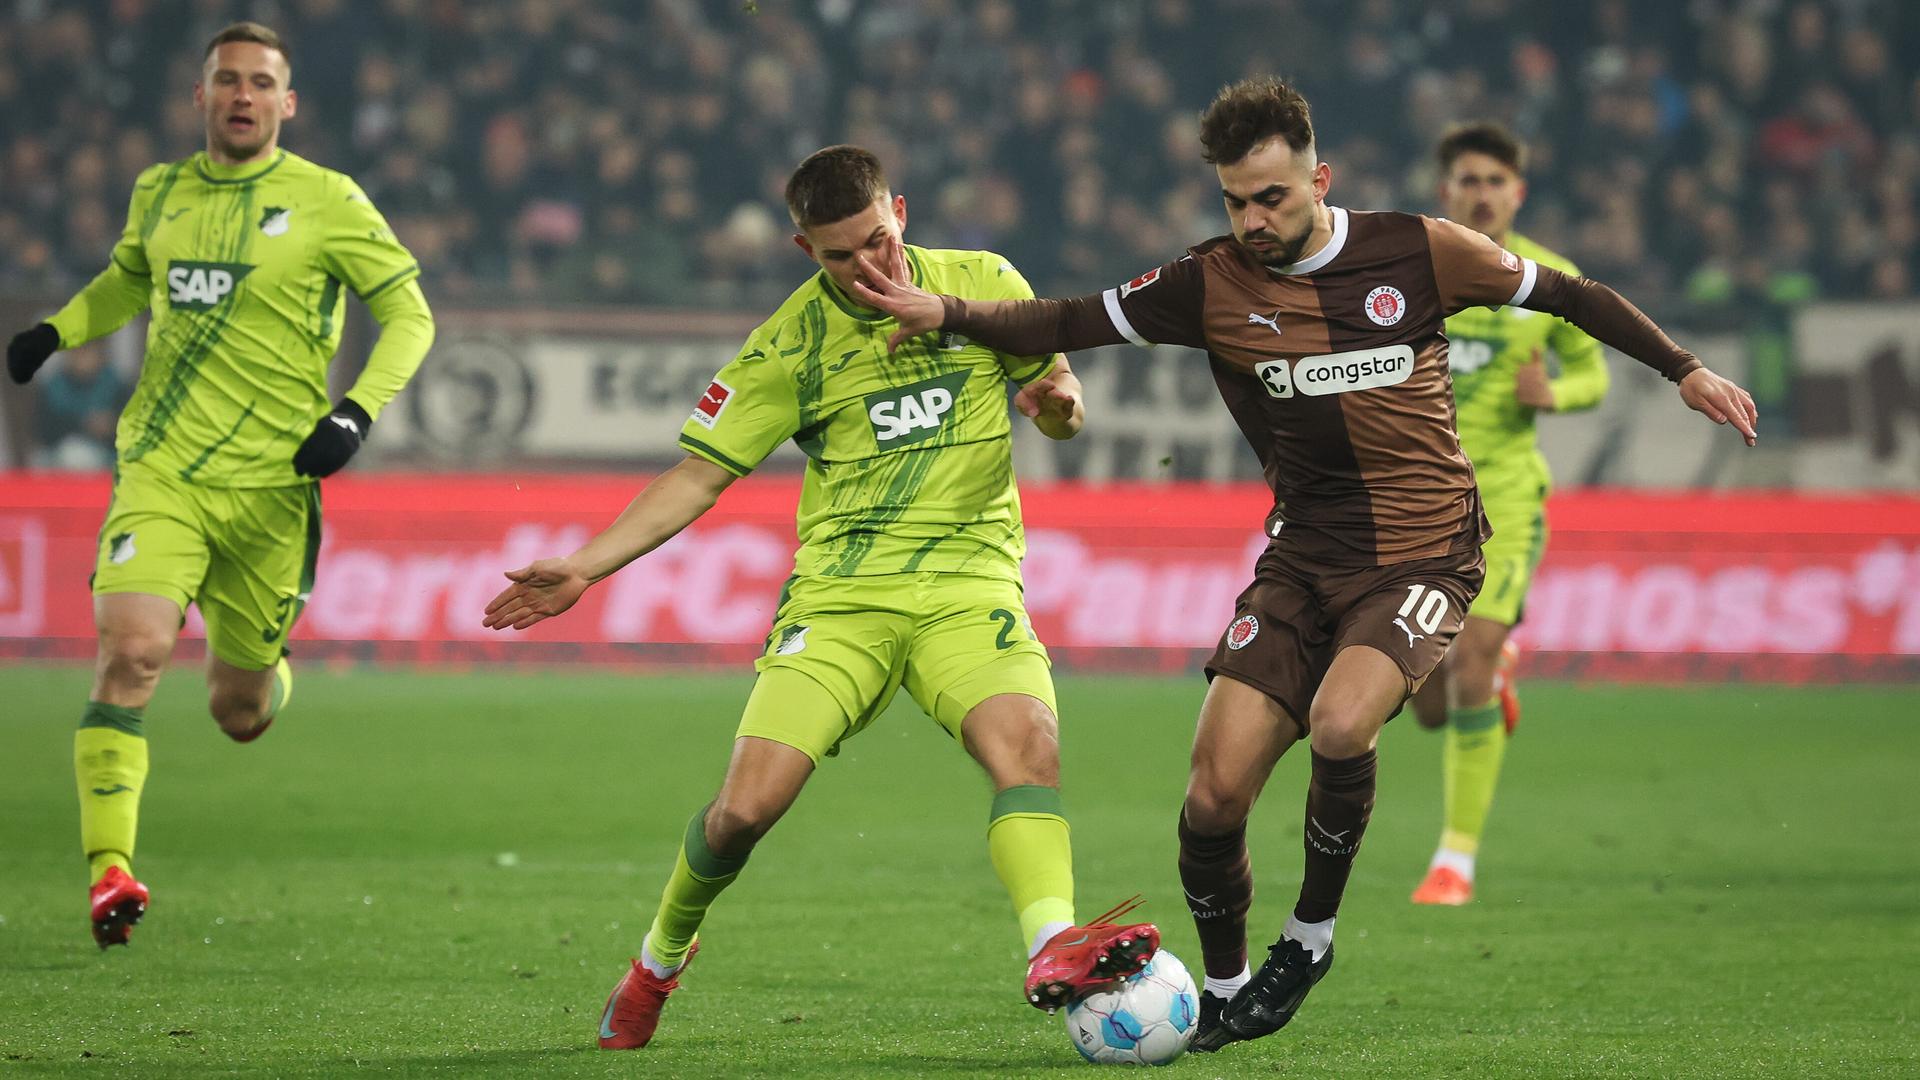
[1267,205,1348,277]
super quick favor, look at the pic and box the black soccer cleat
[1187,991,1232,1053]
[1216,937,1333,1044]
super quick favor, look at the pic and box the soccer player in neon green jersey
[1408,123,1608,907]
[3,22,434,948]
[483,145,1158,1051]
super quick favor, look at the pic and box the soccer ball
[1062,948,1200,1066]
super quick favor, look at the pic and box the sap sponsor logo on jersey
[690,378,733,428]
[166,261,252,312]
[867,371,970,447]
[1254,345,1415,399]
[1364,284,1407,326]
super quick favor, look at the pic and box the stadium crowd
[2,0,1917,314]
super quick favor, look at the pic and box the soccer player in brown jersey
[852,76,1757,1053]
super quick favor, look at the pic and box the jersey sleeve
[45,170,159,348]
[675,331,799,477]
[1424,216,1536,314]
[1545,308,1608,412]
[1103,255,1208,349]
[318,175,422,302]
[978,254,1062,386]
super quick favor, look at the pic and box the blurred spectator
[0,0,1914,307]
[32,344,128,471]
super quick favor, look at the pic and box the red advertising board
[2,473,1917,681]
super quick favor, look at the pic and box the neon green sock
[987,785,1075,949]
[76,703,149,885]
[1440,701,1507,857]
[643,805,747,970]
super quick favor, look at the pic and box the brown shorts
[1204,544,1486,730]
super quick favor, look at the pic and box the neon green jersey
[1444,232,1608,497]
[47,150,428,487]
[678,246,1057,582]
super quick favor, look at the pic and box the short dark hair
[1198,76,1315,166]
[204,21,289,65]
[1436,122,1526,175]
[785,145,889,228]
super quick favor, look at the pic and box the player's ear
[282,87,298,119]
[792,233,815,261]
[193,80,205,109]
[891,193,907,232]
[1313,161,1332,200]
[1513,177,1527,208]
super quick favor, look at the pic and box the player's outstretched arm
[850,251,1127,357]
[1015,356,1086,440]
[1523,268,1756,445]
[482,455,736,631]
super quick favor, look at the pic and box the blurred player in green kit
[4,23,434,946]
[1409,124,1608,906]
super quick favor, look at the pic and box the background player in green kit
[482,146,1157,1051]
[1408,124,1608,906]
[4,23,434,947]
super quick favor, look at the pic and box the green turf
[1,665,1916,1078]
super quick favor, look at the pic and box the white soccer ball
[1062,948,1200,1066]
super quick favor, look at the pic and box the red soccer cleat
[89,866,149,949]
[1025,895,1160,1011]
[1410,864,1473,906]
[1494,638,1521,735]
[597,942,697,1050]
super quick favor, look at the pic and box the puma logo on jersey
[1247,310,1284,335]
[1393,617,1424,648]
[866,371,969,448]
[259,206,292,236]
[166,261,252,311]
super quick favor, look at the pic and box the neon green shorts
[92,461,320,669]
[1470,483,1548,627]
[735,572,1056,764]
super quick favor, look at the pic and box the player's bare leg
[1212,646,1406,1049]
[1179,675,1297,1049]
[963,693,1157,1009]
[1414,616,1514,906]
[79,593,180,947]
[603,733,816,1049]
[207,653,289,743]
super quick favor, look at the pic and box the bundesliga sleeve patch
[1118,266,1162,297]
[690,378,733,428]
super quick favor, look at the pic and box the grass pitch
[1,665,1916,1078]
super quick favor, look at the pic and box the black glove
[7,323,60,384]
[293,398,372,478]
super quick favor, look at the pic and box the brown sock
[1177,809,1254,981]
[1294,749,1377,924]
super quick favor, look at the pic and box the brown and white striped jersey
[943,206,1700,568]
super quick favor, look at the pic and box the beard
[1244,226,1312,268]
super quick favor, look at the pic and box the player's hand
[1513,348,1555,411]
[483,557,592,630]
[1678,367,1758,446]
[7,323,59,384]
[293,398,372,478]
[1015,372,1084,439]
[849,249,945,352]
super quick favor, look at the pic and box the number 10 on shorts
[1398,584,1449,635]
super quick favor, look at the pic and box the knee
[1307,702,1376,758]
[209,688,270,739]
[705,796,781,857]
[1448,652,1499,708]
[1182,773,1252,835]
[97,633,169,693]
[967,698,1060,789]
